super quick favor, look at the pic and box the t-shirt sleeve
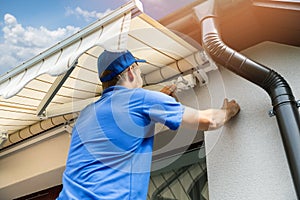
[142,89,185,130]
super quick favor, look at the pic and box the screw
[296,100,300,108]
[268,109,276,117]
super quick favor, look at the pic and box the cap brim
[135,59,146,63]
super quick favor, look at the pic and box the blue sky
[0,0,196,76]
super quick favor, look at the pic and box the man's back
[57,86,183,199]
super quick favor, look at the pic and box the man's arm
[159,84,240,131]
[182,99,240,131]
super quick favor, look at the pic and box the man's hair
[100,70,124,90]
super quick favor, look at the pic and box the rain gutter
[197,0,300,197]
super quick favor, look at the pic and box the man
[57,50,240,199]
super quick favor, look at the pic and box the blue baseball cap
[98,50,146,82]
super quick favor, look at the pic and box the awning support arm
[36,65,76,118]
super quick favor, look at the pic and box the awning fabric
[0,0,208,149]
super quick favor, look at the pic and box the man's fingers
[222,98,229,109]
[222,98,240,120]
[169,84,176,92]
[228,100,240,117]
[160,84,176,95]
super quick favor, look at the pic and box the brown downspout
[199,0,300,198]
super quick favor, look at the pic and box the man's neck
[120,81,139,89]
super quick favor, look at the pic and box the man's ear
[127,67,134,82]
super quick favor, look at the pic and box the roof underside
[159,0,300,50]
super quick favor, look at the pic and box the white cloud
[66,6,113,22]
[0,13,80,75]
[0,5,132,75]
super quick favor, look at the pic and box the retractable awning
[0,0,209,149]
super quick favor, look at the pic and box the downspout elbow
[201,17,270,87]
[201,17,297,109]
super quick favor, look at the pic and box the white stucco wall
[204,41,299,200]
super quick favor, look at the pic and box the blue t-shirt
[57,86,184,200]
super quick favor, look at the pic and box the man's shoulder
[135,88,179,104]
[134,88,164,97]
